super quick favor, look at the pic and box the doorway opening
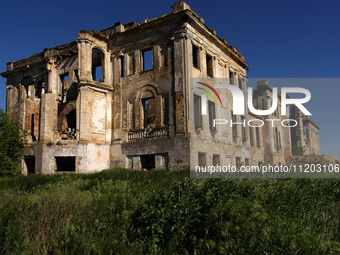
[24,156,35,174]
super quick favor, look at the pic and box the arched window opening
[58,102,77,140]
[142,97,156,129]
[92,48,104,82]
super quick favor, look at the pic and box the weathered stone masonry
[1,2,320,174]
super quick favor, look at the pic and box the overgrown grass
[1,169,340,254]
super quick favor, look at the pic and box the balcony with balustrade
[128,126,169,141]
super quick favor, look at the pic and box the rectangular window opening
[55,157,76,172]
[192,44,199,69]
[208,101,216,131]
[198,152,206,167]
[141,155,155,170]
[213,154,220,166]
[194,94,202,128]
[229,71,234,85]
[120,56,125,77]
[206,54,213,77]
[141,48,153,71]
[245,158,250,166]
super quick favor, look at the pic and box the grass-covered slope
[1,169,340,254]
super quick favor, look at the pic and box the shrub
[292,145,305,156]
[0,109,26,175]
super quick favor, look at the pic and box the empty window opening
[35,81,44,98]
[58,103,77,140]
[120,56,125,77]
[65,109,76,140]
[66,109,76,129]
[141,48,153,71]
[22,76,32,97]
[61,74,69,88]
[245,158,250,166]
[94,66,102,82]
[206,54,213,77]
[60,74,69,103]
[25,156,35,174]
[194,94,202,128]
[198,152,206,167]
[55,157,76,172]
[141,155,155,170]
[229,71,234,85]
[92,48,104,82]
[142,98,156,128]
[208,101,216,131]
[31,114,36,141]
[17,85,21,103]
[192,44,199,69]
[213,154,220,166]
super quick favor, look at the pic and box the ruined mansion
[1,2,320,174]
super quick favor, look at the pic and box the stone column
[153,45,161,70]
[78,86,91,143]
[6,85,13,116]
[39,93,56,142]
[46,59,58,95]
[77,38,93,82]
[173,35,187,135]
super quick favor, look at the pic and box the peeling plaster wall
[40,143,110,174]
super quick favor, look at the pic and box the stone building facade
[1,2,320,174]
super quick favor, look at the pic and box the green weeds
[0,169,340,254]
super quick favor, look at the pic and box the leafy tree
[0,109,27,175]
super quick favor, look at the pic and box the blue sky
[0,0,339,158]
